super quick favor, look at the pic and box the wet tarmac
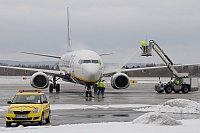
[0,82,200,127]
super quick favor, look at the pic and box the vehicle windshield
[12,95,41,104]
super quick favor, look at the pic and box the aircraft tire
[49,84,53,93]
[56,84,60,93]
[156,90,164,93]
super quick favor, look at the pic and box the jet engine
[111,73,130,89]
[30,72,49,89]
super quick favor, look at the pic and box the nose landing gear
[49,76,60,93]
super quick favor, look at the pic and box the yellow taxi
[5,89,50,127]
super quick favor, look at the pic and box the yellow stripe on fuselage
[70,73,99,83]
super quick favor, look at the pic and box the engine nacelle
[111,73,130,89]
[30,72,49,89]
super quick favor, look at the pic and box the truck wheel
[182,86,189,93]
[157,90,164,93]
[165,86,172,93]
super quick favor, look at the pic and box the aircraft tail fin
[67,7,72,52]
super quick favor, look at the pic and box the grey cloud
[0,0,199,64]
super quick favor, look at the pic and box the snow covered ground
[1,119,200,133]
[0,76,200,132]
[1,99,200,132]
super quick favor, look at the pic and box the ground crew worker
[97,80,106,98]
[175,79,180,85]
[141,41,147,54]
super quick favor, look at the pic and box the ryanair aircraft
[0,8,170,96]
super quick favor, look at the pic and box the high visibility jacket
[142,41,147,46]
[175,80,180,85]
[97,81,105,88]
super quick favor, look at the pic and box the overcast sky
[0,0,200,64]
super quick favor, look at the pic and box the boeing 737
[0,8,194,96]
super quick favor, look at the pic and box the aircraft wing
[103,65,168,75]
[120,65,169,73]
[21,52,61,59]
[0,65,65,78]
[103,64,199,75]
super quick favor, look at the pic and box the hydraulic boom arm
[141,40,188,77]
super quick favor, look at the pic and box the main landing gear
[49,76,60,93]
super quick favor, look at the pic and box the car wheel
[46,111,51,123]
[38,113,44,125]
[6,122,11,127]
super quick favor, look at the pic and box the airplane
[0,8,196,96]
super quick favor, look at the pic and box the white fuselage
[58,49,104,85]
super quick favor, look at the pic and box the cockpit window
[83,60,91,63]
[79,60,100,64]
[91,60,99,63]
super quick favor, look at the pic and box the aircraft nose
[83,65,102,81]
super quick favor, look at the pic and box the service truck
[141,40,199,93]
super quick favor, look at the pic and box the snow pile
[132,112,182,126]
[134,99,200,114]
[163,99,200,109]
